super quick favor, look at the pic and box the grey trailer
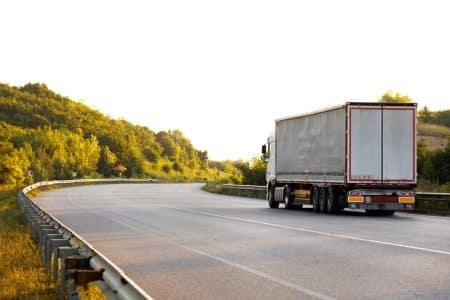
[264,102,416,214]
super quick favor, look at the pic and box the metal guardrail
[222,184,266,191]
[416,192,450,200]
[415,192,450,213]
[18,179,155,300]
[220,184,450,213]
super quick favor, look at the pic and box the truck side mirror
[261,144,267,155]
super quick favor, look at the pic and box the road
[34,183,450,300]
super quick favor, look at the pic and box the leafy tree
[172,162,183,172]
[434,110,450,128]
[0,141,31,185]
[156,131,181,161]
[98,146,119,176]
[418,106,435,123]
[197,150,208,169]
[143,145,162,162]
[379,91,411,103]
[234,156,267,185]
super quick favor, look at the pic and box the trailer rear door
[347,104,416,184]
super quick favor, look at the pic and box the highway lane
[35,183,450,299]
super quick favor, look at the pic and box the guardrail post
[45,233,64,275]
[51,239,71,281]
[67,269,80,300]
[65,257,91,300]
[59,248,80,299]
[39,226,57,247]
[40,228,58,253]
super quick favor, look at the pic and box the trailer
[262,102,417,214]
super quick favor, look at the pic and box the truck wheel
[319,187,327,213]
[312,186,320,213]
[267,185,279,209]
[283,185,293,209]
[326,187,339,214]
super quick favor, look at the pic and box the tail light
[348,190,364,203]
[349,190,362,196]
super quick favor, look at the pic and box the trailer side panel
[276,107,346,183]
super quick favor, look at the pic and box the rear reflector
[348,196,364,203]
[399,197,415,203]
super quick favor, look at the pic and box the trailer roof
[275,101,417,123]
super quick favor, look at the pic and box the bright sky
[1,1,449,160]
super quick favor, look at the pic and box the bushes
[418,142,450,187]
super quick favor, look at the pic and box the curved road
[35,184,450,299]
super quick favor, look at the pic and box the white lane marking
[107,212,334,299]
[182,245,335,300]
[174,208,450,256]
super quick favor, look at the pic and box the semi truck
[262,102,417,215]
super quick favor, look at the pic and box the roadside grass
[418,122,450,137]
[416,179,450,193]
[0,185,59,299]
[0,185,105,299]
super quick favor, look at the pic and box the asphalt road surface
[34,183,450,300]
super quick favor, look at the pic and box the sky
[1,0,450,160]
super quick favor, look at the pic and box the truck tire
[319,187,327,213]
[312,186,320,212]
[267,185,279,208]
[326,186,339,214]
[283,185,293,209]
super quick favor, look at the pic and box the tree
[418,106,435,123]
[234,156,267,185]
[143,145,162,162]
[156,131,181,161]
[379,91,411,103]
[98,146,119,176]
[0,141,31,185]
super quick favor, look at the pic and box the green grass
[416,179,450,193]
[0,185,105,299]
[0,185,59,299]
[418,122,450,137]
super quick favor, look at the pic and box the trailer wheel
[319,187,327,213]
[267,185,279,209]
[283,185,293,209]
[326,187,339,214]
[312,186,320,212]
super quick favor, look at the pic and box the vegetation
[417,141,450,191]
[0,186,59,299]
[417,122,450,137]
[0,82,243,185]
[379,91,411,103]
[0,186,104,299]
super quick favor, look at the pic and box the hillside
[418,122,450,137]
[418,106,450,135]
[0,83,240,185]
